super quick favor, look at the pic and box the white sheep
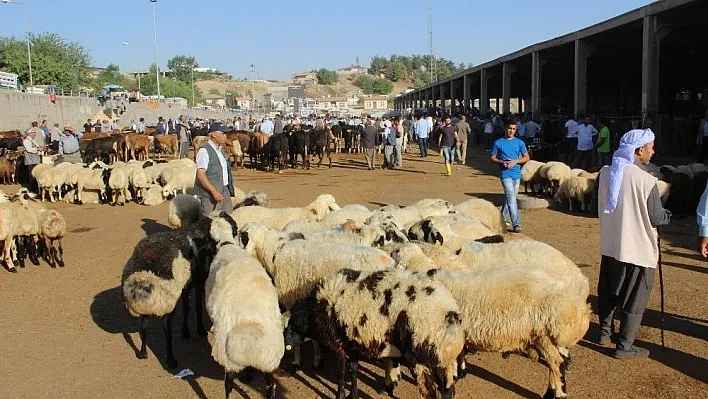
[655,180,671,205]
[108,166,130,206]
[426,266,590,399]
[391,241,468,272]
[38,209,66,267]
[129,167,150,203]
[235,190,269,208]
[239,222,395,311]
[318,204,372,227]
[454,197,506,234]
[539,161,572,196]
[160,165,196,198]
[142,184,166,206]
[74,166,109,204]
[409,213,499,244]
[206,216,284,399]
[33,165,65,202]
[367,198,455,229]
[521,160,546,194]
[553,175,596,212]
[63,189,101,204]
[168,194,202,229]
[314,268,465,399]
[299,219,408,247]
[231,194,341,230]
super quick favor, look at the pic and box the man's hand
[699,237,708,257]
[212,190,225,202]
[504,160,517,168]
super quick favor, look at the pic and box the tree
[166,55,198,84]
[316,68,338,85]
[0,32,92,91]
[92,63,125,93]
[371,78,393,95]
[368,56,389,77]
[386,60,407,82]
[208,88,221,95]
[139,63,202,106]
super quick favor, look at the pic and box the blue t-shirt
[491,137,528,179]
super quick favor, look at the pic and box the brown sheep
[0,155,15,184]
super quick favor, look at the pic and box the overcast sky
[0,0,653,81]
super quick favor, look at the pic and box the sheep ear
[239,231,250,247]
[433,232,444,246]
[375,235,385,247]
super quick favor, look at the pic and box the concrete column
[574,39,593,118]
[502,62,516,115]
[531,51,542,119]
[641,15,660,117]
[480,69,489,116]
[449,80,456,112]
[462,75,471,111]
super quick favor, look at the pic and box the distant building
[234,97,251,109]
[267,86,289,102]
[193,67,217,73]
[288,86,305,99]
[292,72,317,85]
[316,97,349,109]
[362,95,389,110]
[337,65,368,75]
[203,94,226,108]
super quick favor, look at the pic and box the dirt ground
[0,146,706,399]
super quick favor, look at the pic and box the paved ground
[1,146,706,399]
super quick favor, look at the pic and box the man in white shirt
[515,115,526,140]
[564,117,579,162]
[575,116,598,170]
[260,118,274,136]
[193,123,234,215]
[524,117,541,144]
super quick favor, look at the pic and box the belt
[63,151,79,155]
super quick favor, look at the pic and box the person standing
[575,116,598,170]
[483,115,494,151]
[40,120,50,145]
[415,114,430,157]
[175,115,191,159]
[382,120,396,169]
[455,115,471,164]
[58,125,84,164]
[23,128,45,191]
[596,119,612,166]
[83,119,93,133]
[193,123,235,215]
[697,181,708,257]
[597,128,671,359]
[49,123,62,152]
[274,115,284,135]
[438,115,459,176]
[564,117,580,162]
[136,118,146,133]
[156,117,167,135]
[697,110,708,162]
[524,116,541,145]
[360,119,380,170]
[490,120,529,233]
[394,118,404,167]
[515,115,526,143]
[261,117,274,137]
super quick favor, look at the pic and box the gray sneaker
[598,335,612,347]
[614,346,650,359]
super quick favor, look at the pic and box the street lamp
[2,0,33,89]
[149,0,161,100]
[121,42,141,92]
[179,63,195,106]
[250,63,255,113]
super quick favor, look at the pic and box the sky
[0,0,654,81]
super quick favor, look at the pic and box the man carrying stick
[597,128,671,359]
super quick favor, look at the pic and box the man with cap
[175,115,191,159]
[49,123,62,153]
[597,128,671,359]
[193,122,235,215]
[360,119,380,170]
[23,127,45,191]
[58,125,84,164]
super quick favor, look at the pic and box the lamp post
[180,63,195,106]
[250,63,255,113]
[121,42,141,92]
[149,0,161,100]
[2,0,33,89]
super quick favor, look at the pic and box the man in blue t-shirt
[490,119,530,233]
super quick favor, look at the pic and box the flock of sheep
[120,192,590,399]
[29,158,200,207]
[0,187,66,272]
[521,160,675,213]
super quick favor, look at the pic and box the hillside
[195,74,413,102]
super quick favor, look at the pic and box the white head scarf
[604,128,655,214]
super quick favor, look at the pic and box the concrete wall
[117,102,235,127]
[0,92,99,131]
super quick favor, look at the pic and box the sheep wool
[454,197,505,234]
[206,216,283,399]
[231,193,340,230]
[318,203,372,227]
[168,194,202,229]
[554,175,596,212]
[427,266,590,399]
[315,268,464,399]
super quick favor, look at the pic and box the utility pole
[355,56,360,67]
[428,5,436,84]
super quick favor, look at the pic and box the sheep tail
[221,321,278,372]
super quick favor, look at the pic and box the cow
[290,125,310,169]
[124,134,152,161]
[308,129,333,168]
[248,133,268,168]
[153,135,179,158]
[0,137,23,151]
[84,135,125,164]
[267,133,289,172]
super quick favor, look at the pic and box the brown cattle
[192,136,210,161]
[124,134,152,161]
[0,130,21,139]
[82,132,110,141]
[153,135,178,158]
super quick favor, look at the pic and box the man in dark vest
[193,122,235,215]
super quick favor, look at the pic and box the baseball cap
[208,122,233,134]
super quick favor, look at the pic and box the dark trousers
[26,163,38,192]
[564,137,578,162]
[598,256,655,351]
[574,149,593,170]
[699,141,708,163]
[418,137,429,157]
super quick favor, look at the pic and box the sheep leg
[3,238,17,272]
[382,358,400,396]
[163,311,178,368]
[457,350,467,378]
[312,340,323,369]
[264,372,276,399]
[137,315,149,359]
[224,371,236,399]
[181,288,191,339]
[568,198,573,213]
[194,284,207,337]
[27,235,40,266]
[336,355,347,399]
[347,355,360,399]
[15,237,25,268]
[55,238,64,268]
[538,338,567,399]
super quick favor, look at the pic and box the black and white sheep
[231,193,341,230]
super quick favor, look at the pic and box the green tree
[386,60,407,82]
[208,88,221,95]
[139,64,202,106]
[368,56,389,76]
[0,32,92,91]
[316,68,338,85]
[353,75,375,93]
[371,78,393,95]
[166,55,198,84]
[92,63,125,93]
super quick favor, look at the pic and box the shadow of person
[140,218,171,235]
